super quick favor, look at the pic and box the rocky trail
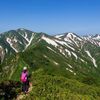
[16,83,32,100]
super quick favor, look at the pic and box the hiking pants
[22,81,29,92]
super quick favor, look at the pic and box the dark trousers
[22,81,29,92]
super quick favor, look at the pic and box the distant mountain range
[0,28,100,83]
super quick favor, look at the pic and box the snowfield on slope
[42,35,58,47]
[6,38,18,53]
[85,50,97,67]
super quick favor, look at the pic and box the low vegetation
[23,69,100,100]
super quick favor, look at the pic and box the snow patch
[55,40,75,51]
[20,32,29,42]
[66,68,73,73]
[85,50,97,67]
[24,32,29,42]
[74,73,76,75]
[47,46,56,53]
[80,58,85,62]
[73,40,79,47]
[71,52,78,59]
[66,67,76,75]
[6,38,18,53]
[64,37,72,43]
[53,61,59,65]
[55,34,64,39]
[0,46,2,48]
[64,33,82,47]
[67,64,73,68]
[59,48,65,56]
[19,41,23,45]
[67,33,82,41]
[98,42,100,46]
[65,49,71,57]
[13,37,17,43]
[25,33,35,49]
[42,35,58,47]
[93,35,100,40]
[43,55,47,58]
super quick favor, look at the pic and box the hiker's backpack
[20,72,28,82]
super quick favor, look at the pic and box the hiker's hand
[29,82,32,86]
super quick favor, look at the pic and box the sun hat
[23,66,27,70]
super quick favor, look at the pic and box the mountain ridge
[0,28,100,99]
[0,28,100,81]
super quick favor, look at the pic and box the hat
[23,66,27,70]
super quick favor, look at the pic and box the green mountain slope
[22,69,100,100]
[0,29,100,99]
[1,39,100,86]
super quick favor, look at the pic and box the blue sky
[0,0,100,35]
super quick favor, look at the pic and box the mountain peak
[66,32,77,38]
[93,34,100,40]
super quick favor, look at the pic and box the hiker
[20,67,29,94]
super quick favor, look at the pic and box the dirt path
[16,83,32,100]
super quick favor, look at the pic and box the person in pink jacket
[20,67,29,94]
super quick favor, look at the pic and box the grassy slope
[1,40,100,99]
[1,40,99,84]
[23,68,100,100]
